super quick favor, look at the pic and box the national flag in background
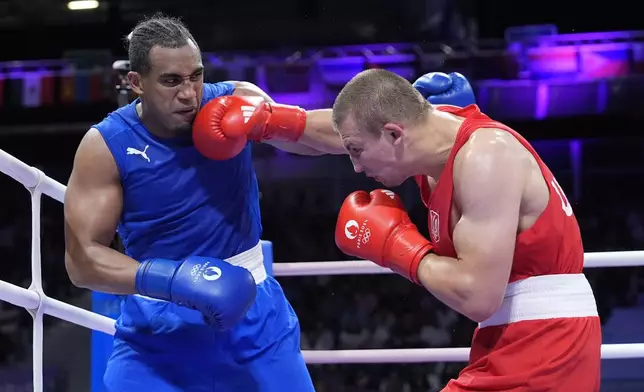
[22,73,42,107]
[59,73,75,104]
[580,48,630,78]
[40,72,55,106]
[527,46,579,79]
[74,71,90,103]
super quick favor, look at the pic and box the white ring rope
[272,249,644,276]
[1,147,644,391]
[303,343,644,364]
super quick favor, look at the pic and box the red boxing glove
[335,189,433,284]
[192,95,307,160]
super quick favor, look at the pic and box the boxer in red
[332,69,601,391]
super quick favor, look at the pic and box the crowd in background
[0,138,642,391]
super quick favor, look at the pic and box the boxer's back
[92,82,262,342]
[416,105,584,282]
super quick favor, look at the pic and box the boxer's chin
[174,122,193,135]
[379,175,404,188]
[377,177,394,187]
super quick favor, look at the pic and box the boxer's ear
[128,71,144,95]
[382,123,404,146]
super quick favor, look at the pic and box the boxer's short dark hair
[125,12,200,75]
[332,69,430,136]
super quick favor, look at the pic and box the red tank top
[414,105,584,282]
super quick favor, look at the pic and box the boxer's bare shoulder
[453,128,549,232]
[67,128,120,191]
[453,127,528,192]
[64,128,123,282]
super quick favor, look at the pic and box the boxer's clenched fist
[413,72,476,107]
[192,95,307,160]
[335,189,433,283]
[136,256,256,331]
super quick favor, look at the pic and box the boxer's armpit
[418,129,528,322]
[64,128,139,295]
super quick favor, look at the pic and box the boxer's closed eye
[344,142,362,157]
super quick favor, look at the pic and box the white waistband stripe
[225,241,267,285]
[479,273,598,328]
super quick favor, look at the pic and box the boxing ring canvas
[2,146,644,392]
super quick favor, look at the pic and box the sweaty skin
[416,128,550,322]
[64,129,139,294]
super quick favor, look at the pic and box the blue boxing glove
[135,256,256,330]
[413,72,476,107]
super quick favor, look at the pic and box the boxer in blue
[63,13,475,392]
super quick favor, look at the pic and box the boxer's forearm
[65,243,139,295]
[416,253,500,322]
[231,81,344,155]
[299,109,347,155]
[262,109,346,156]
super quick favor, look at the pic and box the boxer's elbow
[64,246,100,289]
[419,258,504,322]
[65,251,89,288]
[460,277,505,323]
[466,278,506,323]
[461,295,503,323]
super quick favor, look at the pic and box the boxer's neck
[412,108,463,180]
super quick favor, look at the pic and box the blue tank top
[93,82,261,261]
[92,82,263,340]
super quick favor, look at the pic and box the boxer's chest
[425,175,461,248]
[120,141,255,218]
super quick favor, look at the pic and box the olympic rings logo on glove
[190,264,202,277]
[189,263,223,282]
[362,228,371,244]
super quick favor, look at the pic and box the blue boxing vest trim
[91,82,263,335]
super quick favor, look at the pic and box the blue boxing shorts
[102,242,314,392]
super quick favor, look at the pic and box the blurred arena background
[1,0,644,390]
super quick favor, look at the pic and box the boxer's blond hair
[332,69,430,136]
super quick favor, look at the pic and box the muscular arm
[229,81,346,155]
[64,129,139,294]
[416,129,527,322]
